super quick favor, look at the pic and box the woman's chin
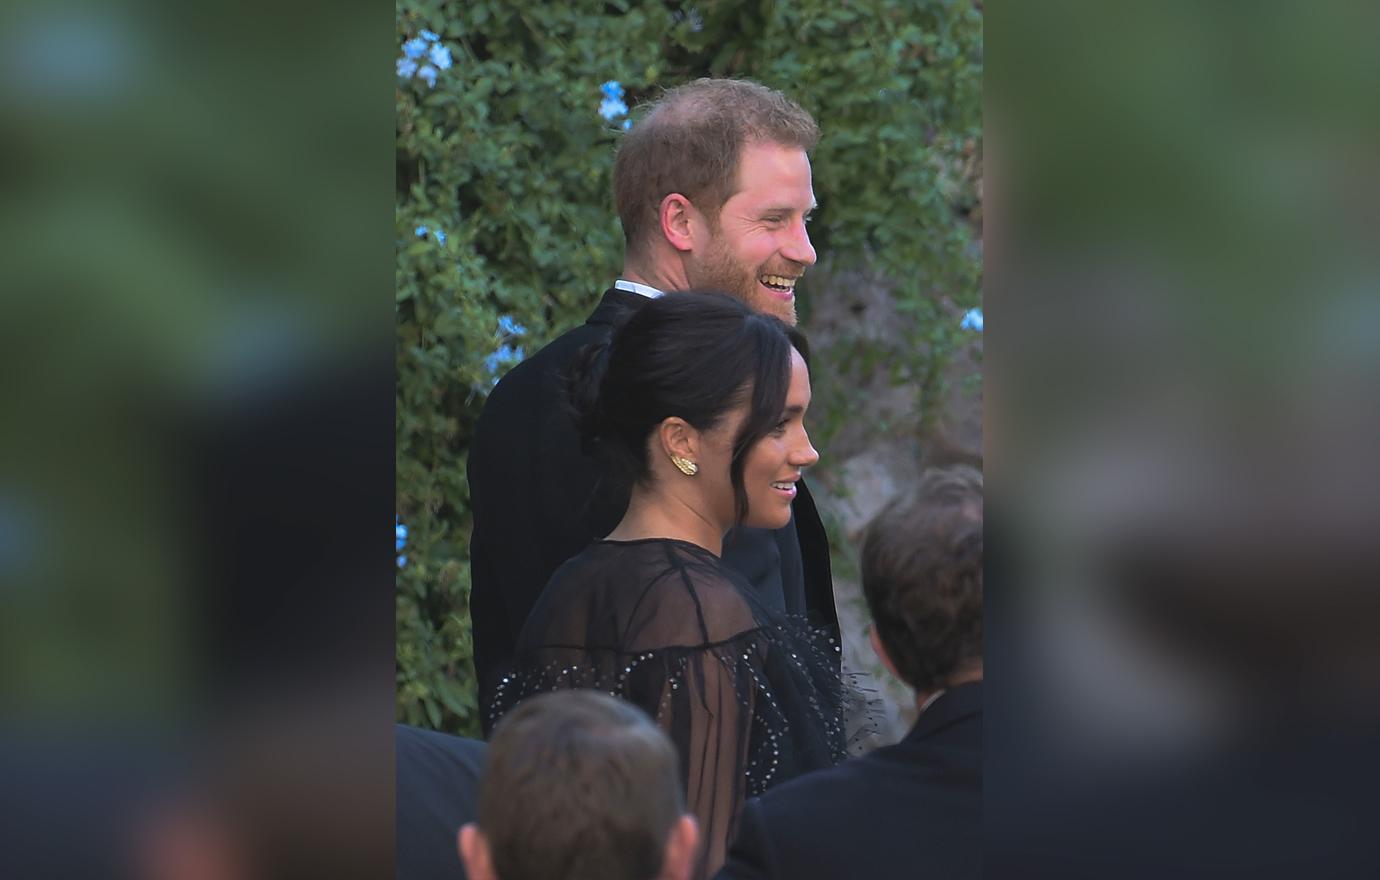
[743,511,793,531]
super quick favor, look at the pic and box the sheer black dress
[488,537,848,875]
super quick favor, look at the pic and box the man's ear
[657,417,700,466]
[458,823,496,880]
[658,193,699,253]
[869,625,903,684]
[659,815,699,880]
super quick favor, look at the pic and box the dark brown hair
[478,690,684,880]
[613,78,819,252]
[861,465,984,693]
[568,290,809,525]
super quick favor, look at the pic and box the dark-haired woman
[487,291,847,877]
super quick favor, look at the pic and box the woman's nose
[792,430,820,468]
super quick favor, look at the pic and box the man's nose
[783,220,816,267]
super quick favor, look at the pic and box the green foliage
[396,0,982,736]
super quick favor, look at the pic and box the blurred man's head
[613,78,819,324]
[862,465,984,698]
[458,690,697,880]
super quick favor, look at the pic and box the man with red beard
[468,78,838,732]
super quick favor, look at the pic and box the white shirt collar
[614,278,664,299]
[917,689,947,716]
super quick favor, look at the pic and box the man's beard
[692,238,798,326]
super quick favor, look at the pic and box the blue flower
[396,522,408,552]
[402,37,427,59]
[600,80,624,99]
[434,229,447,245]
[397,555,408,568]
[428,43,452,70]
[960,307,983,332]
[599,96,628,120]
[420,29,440,42]
[397,57,418,79]
[417,64,437,88]
[481,343,525,389]
[484,343,525,377]
[415,224,428,237]
[497,315,527,337]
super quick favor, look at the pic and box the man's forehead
[727,141,812,193]
[726,184,816,213]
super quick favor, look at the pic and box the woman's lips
[770,480,798,498]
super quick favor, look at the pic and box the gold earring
[670,455,699,476]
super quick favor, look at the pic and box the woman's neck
[604,485,725,556]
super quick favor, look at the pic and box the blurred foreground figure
[717,465,983,880]
[459,691,698,880]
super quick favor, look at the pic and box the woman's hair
[568,290,809,525]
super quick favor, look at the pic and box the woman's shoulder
[607,539,761,646]
[544,537,728,587]
[562,537,734,578]
[525,537,764,650]
[595,537,751,590]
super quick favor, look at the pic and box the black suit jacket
[716,682,983,880]
[468,288,837,732]
[395,724,487,880]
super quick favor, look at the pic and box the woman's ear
[657,417,700,465]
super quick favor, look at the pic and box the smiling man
[468,78,838,732]
[680,141,815,323]
[612,82,818,325]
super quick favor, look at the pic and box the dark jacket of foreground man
[716,682,982,880]
[395,724,486,880]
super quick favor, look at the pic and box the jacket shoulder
[488,321,606,401]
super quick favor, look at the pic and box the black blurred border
[0,1,396,877]
[986,1,1380,876]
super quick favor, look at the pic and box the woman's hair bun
[565,338,613,455]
